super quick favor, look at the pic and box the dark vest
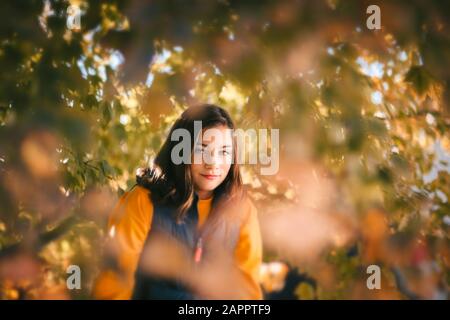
[132,194,240,299]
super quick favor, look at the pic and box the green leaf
[404,66,436,97]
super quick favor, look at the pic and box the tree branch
[0,215,79,260]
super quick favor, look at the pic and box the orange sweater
[92,186,263,299]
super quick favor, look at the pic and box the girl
[93,104,263,299]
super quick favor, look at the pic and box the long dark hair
[137,104,243,222]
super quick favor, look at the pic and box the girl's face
[190,125,233,199]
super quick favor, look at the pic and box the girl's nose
[204,150,222,166]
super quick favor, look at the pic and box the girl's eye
[221,150,231,156]
[194,148,205,154]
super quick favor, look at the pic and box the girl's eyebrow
[199,143,232,148]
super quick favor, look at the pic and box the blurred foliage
[0,0,449,299]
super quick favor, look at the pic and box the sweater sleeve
[233,199,263,299]
[92,186,153,300]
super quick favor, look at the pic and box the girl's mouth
[200,174,220,180]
